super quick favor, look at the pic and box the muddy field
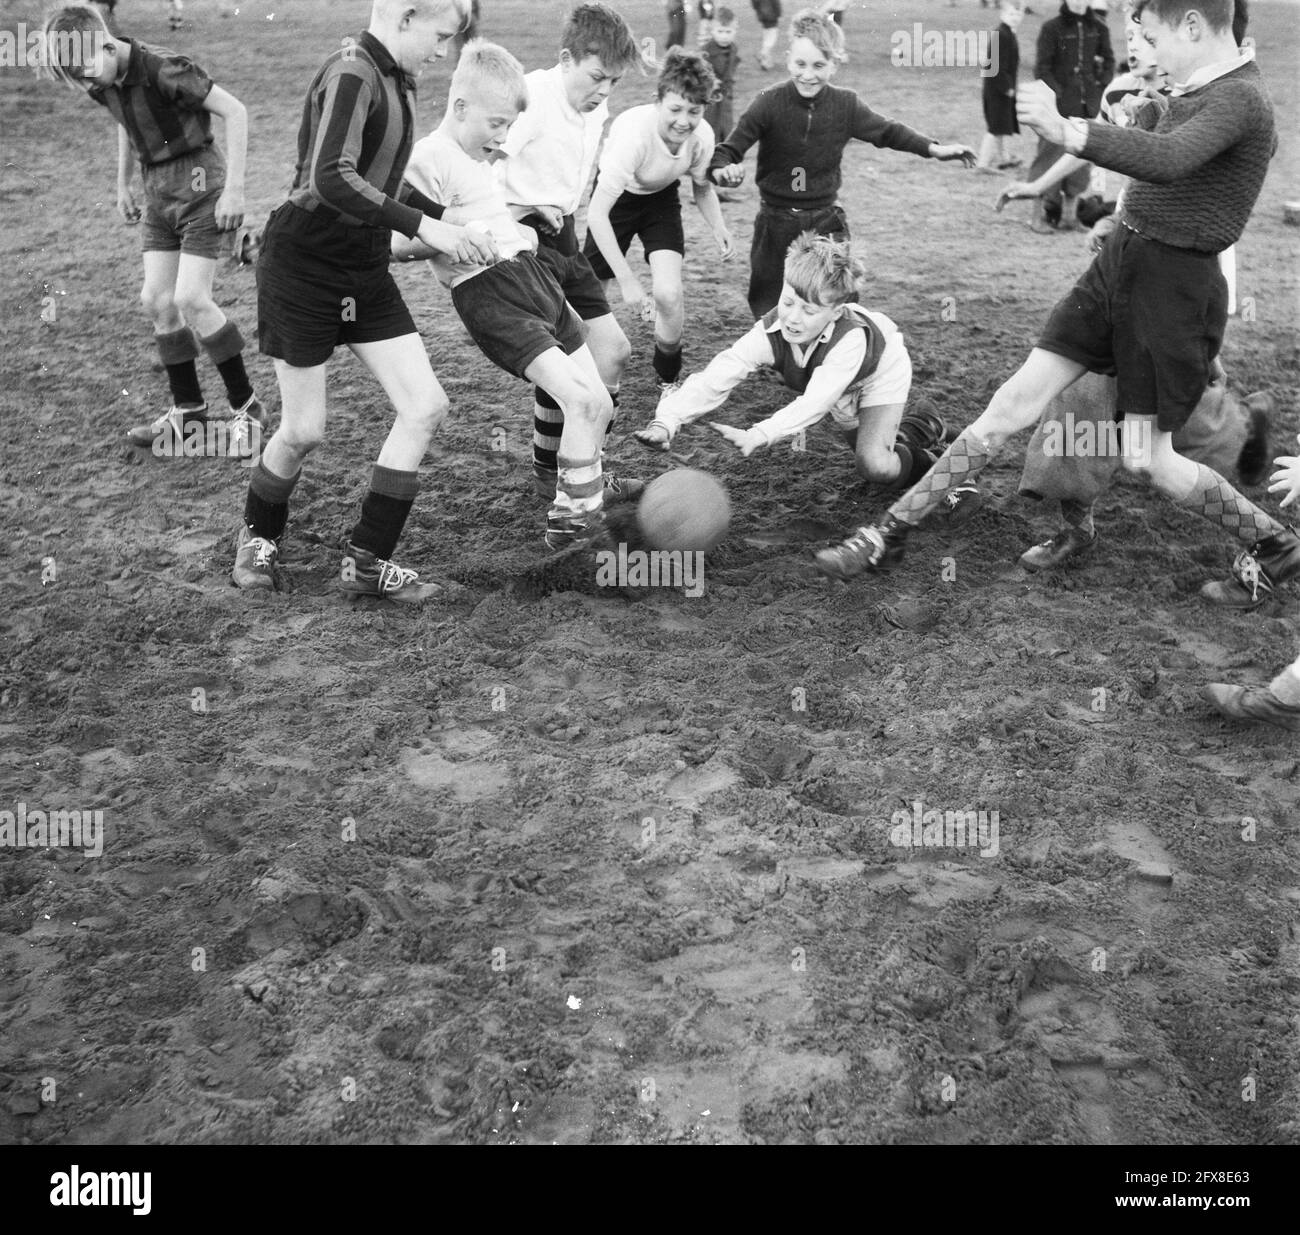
[1,0,1297,1146]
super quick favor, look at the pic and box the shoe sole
[1018,535,1096,574]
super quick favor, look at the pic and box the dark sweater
[709,80,934,210]
[1036,3,1114,119]
[1083,60,1274,253]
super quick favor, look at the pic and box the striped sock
[553,454,604,521]
[199,321,253,409]
[1179,464,1281,545]
[244,460,300,542]
[533,387,563,477]
[888,428,992,527]
[156,326,203,406]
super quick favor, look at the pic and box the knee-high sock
[350,465,420,561]
[156,326,203,406]
[533,387,563,475]
[1178,463,1281,545]
[199,320,254,409]
[888,428,992,527]
[652,341,682,385]
[244,459,300,542]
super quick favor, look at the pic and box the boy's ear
[558,47,573,70]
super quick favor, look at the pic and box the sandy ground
[0,0,1297,1144]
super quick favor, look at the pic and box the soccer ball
[635,468,731,552]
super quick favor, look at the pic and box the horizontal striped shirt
[286,30,441,238]
[88,39,214,167]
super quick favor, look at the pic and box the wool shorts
[256,202,416,367]
[140,146,226,259]
[581,182,686,280]
[452,252,585,380]
[1037,223,1228,432]
[531,214,612,322]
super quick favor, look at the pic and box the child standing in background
[702,6,740,141]
[697,2,717,46]
[976,0,1023,172]
[666,1,687,49]
[751,0,782,69]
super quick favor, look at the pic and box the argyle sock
[888,428,993,528]
[156,326,203,406]
[349,465,420,561]
[244,459,300,542]
[1060,498,1095,537]
[1178,464,1281,545]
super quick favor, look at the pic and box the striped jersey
[88,39,214,167]
[285,30,441,238]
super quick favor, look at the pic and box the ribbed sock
[1060,498,1096,536]
[156,326,203,406]
[349,465,420,560]
[653,341,682,385]
[889,428,992,527]
[244,459,300,542]
[1178,463,1281,545]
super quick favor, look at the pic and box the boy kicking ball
[398,41,622,549]
[635,234,976,520]
[816,0,1298,613]
[41,4,267,457]
[231,0,497,602]
[582,48,734,396]
[496,4,646,517]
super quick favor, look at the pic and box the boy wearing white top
[496,4,645,516]
[398,42,617,549]
[583,49,734,392]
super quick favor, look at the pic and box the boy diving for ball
[41,3,267,455]
[396,40,629,549]
[635,234,979,523]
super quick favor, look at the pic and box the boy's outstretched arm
[1018,78,1263,184]
[851,99,974,165]
[707,93,767,187]
[691,179,734,258]
[995,151,1087,209]
[202,84,246,230]
[714,330,867,455]
[586,183,652,321]
[1270,433,1300,510]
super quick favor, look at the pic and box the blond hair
[783,233,863,306]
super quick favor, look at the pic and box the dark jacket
[1036,3,1115,119]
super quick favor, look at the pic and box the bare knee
[140,284,174,320]
[400,385,450,439]
[855,448,901,485]
[654,287,684,322]
[172,286,215,321]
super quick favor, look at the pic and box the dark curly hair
[656,47,720,106]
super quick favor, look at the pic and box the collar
[764,314,840,357]
[360,29,415,92]
[116,36,141,86]
[543,65,586,121]
[1170,49,1253,96]
[783,80,823,109]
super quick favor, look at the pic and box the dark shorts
[581,182,685,280]
[256,202,416,367]
[451,251,585,379]
[531,214,612,322]
[752,0,782,29]
[1037,223,1227,432]
[141,146,226,259]
[748,200,849,319]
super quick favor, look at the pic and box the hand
[214,187,245,231]
[417,218,499,265]
[931,143,977,167]
[1208,355,1227,388]
[618,274,653,323]
[716,228,735,259]
[994,181,1037,212]
[531,205,564,235]
[1269,452,1300,509]
[711,163,745,188]
[709,421,762,457]
[117,184,141,225]
[1017,80,1066,143]
[1087,215,1117,254]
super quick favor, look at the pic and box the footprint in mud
[1103,817,1176,919]
[742,517,842,548]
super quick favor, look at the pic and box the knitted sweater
[709,81,933,210]
[1083,60,1274,253]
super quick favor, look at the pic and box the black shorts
[451,251,585,379]
[1038,224,1227,432]
[581,183,685,281]
[256,202,416,367]
[752,0,781,29]
[527,214,611,322]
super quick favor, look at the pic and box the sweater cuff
[402,186,446,221]
[384,199,427,240]
[1063,118,1090,157]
